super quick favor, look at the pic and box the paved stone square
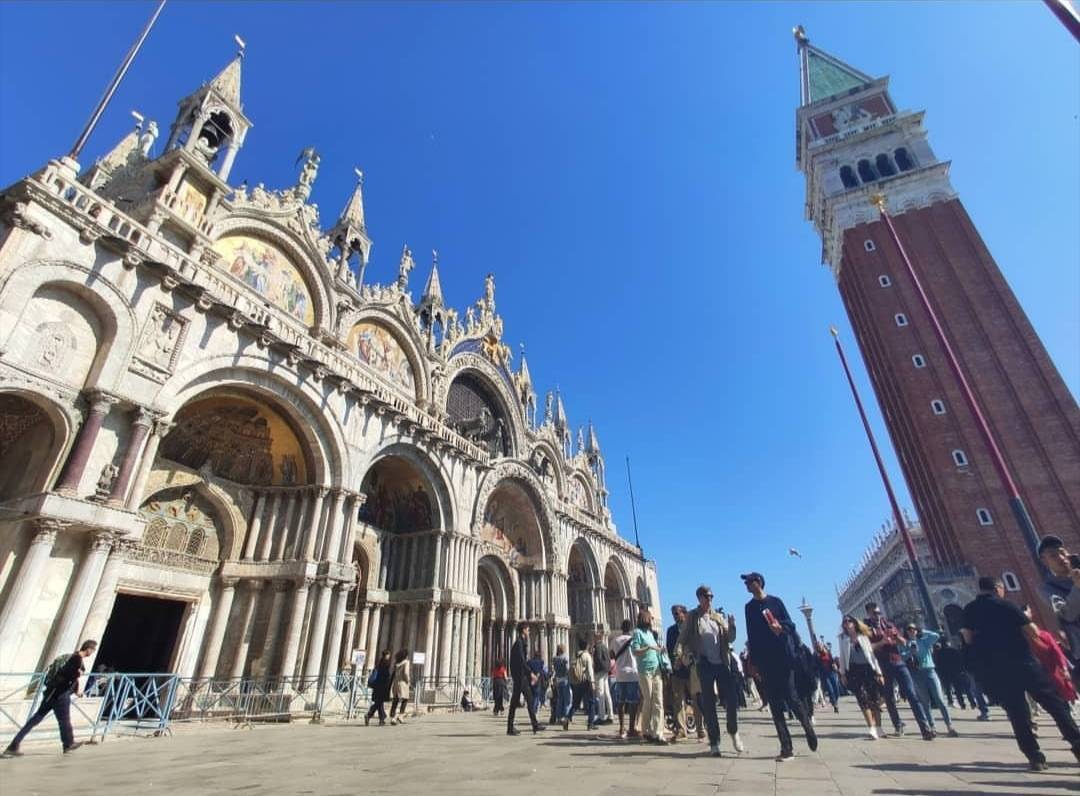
[3,698,1078,795]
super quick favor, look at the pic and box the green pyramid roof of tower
[806,48,872,103]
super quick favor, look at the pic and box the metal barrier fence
[0,671,376,744]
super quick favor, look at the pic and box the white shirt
[612,633,639,682]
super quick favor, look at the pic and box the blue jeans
[556,680,572,719]
[913,668,952,729]
[883,662,931,733]
[822,671,840,707]
[567,681,597,726]
[9,688,75,750]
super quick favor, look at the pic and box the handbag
[659,649,673,675]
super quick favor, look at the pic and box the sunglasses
[703,593,714,599]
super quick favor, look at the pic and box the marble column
[78,539,129,661]
[422,603,437,676]
[324,583,351,675]
[108,407,154,505]
[337,493,361,564]
[465,610,477,678]
[355,605,371,662]
[0,521,64,669]
[125,418,173,510]
[437,606,453,680]
[431,533,444,587]
[378,536,391,590]
[279,578,313,680]
[274,491,300,562]
[55,391,116,493]
[406,604,420,657]
[365,604,384,666]
[388,603,404,654]
[230,580,263,679]
[198,578,238,680]
[321,491,347,563]
[303,578,334,680]
[259,580,291,676]
[45,531,113,662]
[242,492,268,560]
[300,488,328,561]
[257,492,283,562]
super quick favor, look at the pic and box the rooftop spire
[794,26,873,107]
[338,168,366,230]
[586,421,601,455]
[208,53,243,108]
[421,249,444,308]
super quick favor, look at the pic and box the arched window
[912,354,926,368]
[876,154,897,177]
[931,399,946,415]
[952,449,968,466]
[864,239,877,252]
[840,166,859,189]
[878,275,892,287]
[1002,571,1021,592]
[857,159,878,183]
[895,313,908,327]
[895,148,914,171]
[976,508,993,525]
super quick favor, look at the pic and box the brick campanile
[794,28,1080,624]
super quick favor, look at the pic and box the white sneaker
[868,726,879,740]
[709,742,721,757]
[730,731,745,754]
[810,715,816,727]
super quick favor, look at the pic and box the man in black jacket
[507,622,545,736]
[3,639,97,757]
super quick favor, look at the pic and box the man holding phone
[742,572,818,761]
[1039,534,1080,688]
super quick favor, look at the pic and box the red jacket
[1030,627,1077,702]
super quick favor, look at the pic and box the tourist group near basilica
[0,51,659,687]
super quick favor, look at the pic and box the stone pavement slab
[1,699,1078,795]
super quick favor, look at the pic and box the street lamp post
[798,598,817,647]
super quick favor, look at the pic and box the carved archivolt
[472,459,563,573]
[443,352,527,457]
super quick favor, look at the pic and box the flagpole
[830,326,940,632]
[625,456,649,606]
[69,0,167,162]
[1043,0,1080,43]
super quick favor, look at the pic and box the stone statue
[295,147,320,198]
[544,392,554,424]
[139,121,159,157]
[484,273,495,309]
[576,427,585,454]
[94,463,119,502]
[397,244,415,288]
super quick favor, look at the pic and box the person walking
[902,624,958,737]
[527,647,548,718]
[591,631,613,724]
[631,607,667,744]
[565,639,597,730]
[3,639,97,757]
[742,572,818,761]
[962,576,1080,771]
[933,639,966,708]
[364,649,393,726]
[491,658,508,716]
[1039,535,1080,689]
[668,604,705,742]
[864,601,934,740]
[611,618,641,739]
[552,643,572,725]
[507,622,545,736]
[388,648,411,725]
[816,641,840,713]
[838,616,885,739]
[677,586,743,757]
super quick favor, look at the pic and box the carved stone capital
[296,576,316,590]
[90,530,115,552]
[311,486,330,500]
[273,579,293,593]
[152,418,176,438]
[247,579,266,592]
[33,519,67,545]
[85,389,120,416]
[219,576,240,590]
[122,250,144,270]
[160,273,179,292]
[78,226,102,245]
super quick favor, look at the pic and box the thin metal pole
[871,196,1044,579]
[69,0,167,161]
[625,456,648,604]
[830,327,940,632]
[1043,0,1080,43]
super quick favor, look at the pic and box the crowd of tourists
[5,536,1080,772]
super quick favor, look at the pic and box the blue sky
[2,2,1077,640]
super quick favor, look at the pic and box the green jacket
[677,607,736,666]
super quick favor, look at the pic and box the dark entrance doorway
[96,594,187,673]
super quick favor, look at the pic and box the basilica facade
[0,53,659,686]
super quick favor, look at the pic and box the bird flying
[788,548,802,558]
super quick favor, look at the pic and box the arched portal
[447,372,512,458]
[567,539,600,649]
[478,555,516,674]
[0,393,66,501]
[635,576,651,608]
[603,559,630,630]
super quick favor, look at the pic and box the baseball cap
[740,572,765,587]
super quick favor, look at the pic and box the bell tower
[795,28,1080,619]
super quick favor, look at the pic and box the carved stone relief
[131,302,187,382]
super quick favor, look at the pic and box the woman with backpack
[564,639,597,730]
[365,649,393,726]
[389,648,411,724]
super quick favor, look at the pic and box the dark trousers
[993,662,1080,762]
[881,662,931,733]
[567,681,596,726]
[493,679,506,714]
[697,659,738,744]
[389,697,407,717]
[762,666,812,754]
[9,689,74,750]
[507,676,539,730]
[366,699,386,722]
